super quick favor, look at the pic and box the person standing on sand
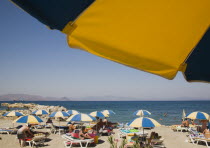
[17,124,34,147]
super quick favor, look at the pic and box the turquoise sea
[1,101,210,126]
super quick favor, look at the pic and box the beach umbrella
[49,111,70,126]
[182,109,186,121]
[128,117,161,136]
[66,110,80,115]
[3,111,23,128]
[66,113,96,122]
[49,111,70,118]
[3,111,23,117]
[186,111,209,120]
[8,0,210,83]
[133,110,151,117]
[128,117,161,128]
[13,115,43,124]
[101,110,115,117]
[89,111,105,118]
[32,110,49,115]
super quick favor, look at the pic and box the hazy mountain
[0,94,71,101]
[0,94,208,101]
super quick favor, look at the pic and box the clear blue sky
[0,0,210,100]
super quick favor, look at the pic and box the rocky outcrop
[1,103,68,116]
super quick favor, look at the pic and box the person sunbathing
[79,127,93,139]
[181,119,189,127]
[68,122,75,133]
[203,127,210,138]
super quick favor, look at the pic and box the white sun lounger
[62,134,94,148]
[0,129,14,135]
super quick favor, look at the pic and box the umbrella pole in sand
[13,116,14,128]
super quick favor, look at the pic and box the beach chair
[99,125,113,136]
[62,135,94,148]
[49,124,64,135]
[196,135,210,148]
[188,134,203,145]
[174,126,188,132]
[0,129,14,135]
[150,138,165,148]
[26,136,45,147]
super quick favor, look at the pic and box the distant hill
[0,94,71,101]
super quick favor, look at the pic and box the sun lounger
[196,136,210,148]
[62,135,94,148]
[173,126,188,132]
[0,129,10,135]
[0,129,16,135]
[49,124,64,135]
[26,136,45,147]
[188,134,204,145]
[151,138,165,148]
[34,125,44,129]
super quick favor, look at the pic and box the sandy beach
[0,117,208,148]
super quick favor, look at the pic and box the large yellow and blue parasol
[3,111,23,117]
[101,110,115,117]
[133,110,151,117]
[66,110,80,115]
[186,111,209,120]
[13,115,43,124]
[49,111,69,118]
[128,117,161,128]
[66,113,96,122]
[89,111,105,118]
[9,0,210,82]
[32,110,49,115]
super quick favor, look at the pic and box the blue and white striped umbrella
[13,115,43,124]
[66,110,80,115]
[90,111,105,118]
[133,110,151,116]
[3,111,23,117]
[66,113,96,122]
[186,111,209,120]
[49,111,69,117]
[128,117,161,128]
[101,110,115,115]
[32,110,49,115]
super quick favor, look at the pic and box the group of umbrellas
[2,109,160,130]
[2,109,116,125]
[3,109,210,130]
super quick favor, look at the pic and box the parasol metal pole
[13,116,14,128]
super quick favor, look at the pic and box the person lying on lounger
[79,126,93,139]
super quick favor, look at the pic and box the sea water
[1,101,210,126]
